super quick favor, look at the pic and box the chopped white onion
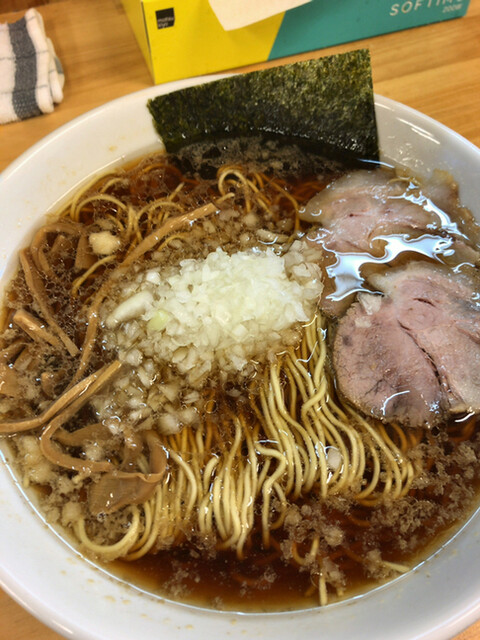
[106,243,323,380]
[89,231,121,256]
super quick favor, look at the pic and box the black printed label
[156,8,175,30]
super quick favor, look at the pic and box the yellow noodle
[74,507,141,561]
[71,255,115,296]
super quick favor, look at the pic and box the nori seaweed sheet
[147,49,378,163]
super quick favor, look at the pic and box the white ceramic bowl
[1,81,480,640]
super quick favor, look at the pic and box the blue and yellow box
[122,0,470,84]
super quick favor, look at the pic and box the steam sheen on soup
[1,139,479,611]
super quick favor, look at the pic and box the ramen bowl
[0,80,480,640]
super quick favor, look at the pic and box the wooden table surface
[0,0,480,638]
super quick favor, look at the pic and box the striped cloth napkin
[0,8,64,125]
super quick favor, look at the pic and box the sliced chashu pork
[301,169,473,255]
[333,262,480,427]
[333,292,445,427]
[302,169,480,318]
[371,262,480,415]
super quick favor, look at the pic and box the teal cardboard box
[270,0,470,59]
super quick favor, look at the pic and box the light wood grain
[1,0,62,12]
[1,0,480,639]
